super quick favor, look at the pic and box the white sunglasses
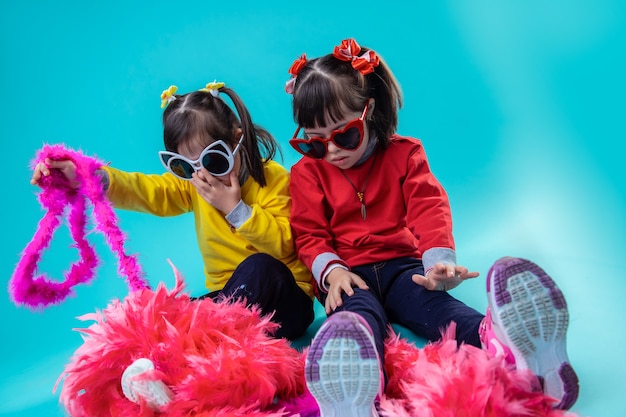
[158,135,244,180]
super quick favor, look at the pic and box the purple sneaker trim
[305,311,381,417]
[489,257,568,310]
[486,257,579,410]
[557,363,580,410]
[306,313,379,385]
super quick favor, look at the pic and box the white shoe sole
[305,311,381,417]
[487,257,579,409]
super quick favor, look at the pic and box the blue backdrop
[1,1,624,416]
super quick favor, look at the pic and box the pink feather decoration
[9,144,148,309]
[54,293,581,417]
[54,264,314,417]
[378,324,579,417]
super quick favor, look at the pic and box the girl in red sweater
[286,38,578,416]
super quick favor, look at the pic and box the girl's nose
[326,141,340,154]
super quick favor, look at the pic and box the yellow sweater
[102,161,313,297]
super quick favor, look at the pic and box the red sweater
[290,135,455,289]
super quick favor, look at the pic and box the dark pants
[194,253,314,341]
[318,257,484,366]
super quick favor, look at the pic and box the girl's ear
[232,126,244,148]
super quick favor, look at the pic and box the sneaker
[305,311,382,417]
[482,256,579,410]
[480,308,517,366]
[121,358,174,409]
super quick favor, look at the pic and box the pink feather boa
[9,144,148,308]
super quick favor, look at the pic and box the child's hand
[412,263,479,291]
[324,268,369,314]
[30,158,79,188]
[192,169,241,214]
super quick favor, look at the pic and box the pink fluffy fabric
[55,280,580,417]
[55,266,315,417]
[10,144,147,309]
[378,325,578,417]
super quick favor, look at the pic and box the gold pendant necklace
[339,152,378,220]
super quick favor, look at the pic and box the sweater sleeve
[102,166,193,216]
[403,143,456,265]
[290,162,343,288]
[234,163,298,259]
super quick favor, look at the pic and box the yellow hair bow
[200,80,225,97]
[160,85,178,109]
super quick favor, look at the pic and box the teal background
[1,1,624,416]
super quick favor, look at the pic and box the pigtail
[365,51,403,147]
[220,87,281,187]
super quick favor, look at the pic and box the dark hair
[162,86,279,186]
[290,43,403,148]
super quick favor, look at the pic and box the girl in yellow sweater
[31,82,314,341]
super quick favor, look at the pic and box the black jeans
[318,257,484,366]
[194,253,314,341]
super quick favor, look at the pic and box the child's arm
[102,166,193,215]
[401,141,480,290]
[403,143,457,271]
[226,162,300,259]
[290,162,347,293]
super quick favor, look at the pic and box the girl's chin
[328,157,352,168]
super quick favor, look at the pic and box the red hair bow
[285,53,307,94]
[333,38,380,75]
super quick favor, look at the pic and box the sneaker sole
[487,257,579,410]
[305,311,380,417]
